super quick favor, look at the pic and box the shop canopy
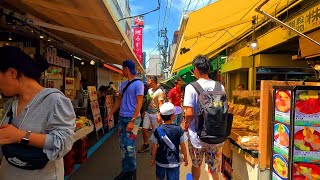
[4,0,143,72]
[171,0,295,73]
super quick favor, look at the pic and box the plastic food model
[295,127,320,151]
[294,163,320,180]
[275,91,291,113]
[296,91,320,115]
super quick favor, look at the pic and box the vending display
[272,86,320,180]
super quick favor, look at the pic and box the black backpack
[191,81,231,144]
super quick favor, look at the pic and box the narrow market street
[68,129,206,180]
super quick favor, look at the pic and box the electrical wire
[201,30,228,53]
[185,0,193,13]
[162,0,168,29]
[163,0,173,28]
[193,0,200,11]
[118,0,160,22]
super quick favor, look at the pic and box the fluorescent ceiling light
[71,55,82,60]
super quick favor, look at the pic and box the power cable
[193,0,200,11]
[118,0,160,22]
[162,0,168,29]
[163,0,173,28]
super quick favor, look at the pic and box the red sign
[134,16,144,27]
[133,27,143,64]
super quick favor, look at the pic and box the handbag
[1,108,49,170]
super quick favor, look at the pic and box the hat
[160,102,176,116]
[123,60,136,75]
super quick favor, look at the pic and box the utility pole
[158,28,168,78]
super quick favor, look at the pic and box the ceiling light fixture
[71,55,82,60]
[90,60,95,65]
[81,62,85,65]
[40,35,44,39]
[250,40,258,49]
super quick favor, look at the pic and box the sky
[129,0,217,67]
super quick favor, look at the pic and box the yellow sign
[111,73,124,82]
[287,3,320,38]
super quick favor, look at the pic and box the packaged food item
[238,136,259,150]
[228,103,235,114]
[234,105,246,116]
[248,121,259,132]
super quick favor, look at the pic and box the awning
[4,0,144,72]
[103,64,123,74]
[171,0,297,73]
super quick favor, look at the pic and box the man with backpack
[138,76,164,153]
[107,60,144,180]
[184,55,229,180]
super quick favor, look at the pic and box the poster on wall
[59,57,65,67]
[54,56,60,66]
[87,86,103,132]
[105,95,114,128]
[65,77,74,99]
[46,46,53,64]
[65,59,70,68]
[275,90,291,125]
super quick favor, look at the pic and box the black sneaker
[138,144,150,153]
[114,170,136,180]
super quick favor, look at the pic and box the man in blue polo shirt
[107,60,144,180]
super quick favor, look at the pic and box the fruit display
[75,116,92,131]
[275,90,291,113]
[296,90,320,115]
[294,127,320,151]
[273,154,288,179]
[274,123,290,147]
[293,163,320,180]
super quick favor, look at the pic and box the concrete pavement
[69,129,210,180]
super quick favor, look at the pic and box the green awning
[177,66,194,77]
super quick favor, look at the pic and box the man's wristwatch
[20,131,31,145]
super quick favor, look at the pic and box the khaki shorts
[188,140,223,173]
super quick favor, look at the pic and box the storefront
[170,0,320,179]
[0,0,143,177]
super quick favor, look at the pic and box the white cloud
[130,4,143,15]
[144,25,154,31]
[172,0,218,13]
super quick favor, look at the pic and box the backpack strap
[122,79,140,95]
[214,82,222,91]
[190,82,205,95]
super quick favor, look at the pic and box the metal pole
[256,1,320,47]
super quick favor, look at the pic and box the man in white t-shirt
[184,55,225,180]
[138,76,164,153]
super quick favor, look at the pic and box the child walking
[150,102,188,180]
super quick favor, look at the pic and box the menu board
[275,90,291,125]
[293,163,320,179]
[105,95,114,129]
[272,89,292,180]
[274,123,290,159]
[272,154,289,180]
[293,126,320,162]
[88,86,103,132]
[294,90,320,126]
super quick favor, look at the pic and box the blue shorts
[156,165,180,180]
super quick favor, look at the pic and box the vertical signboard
[133,16,144,64]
